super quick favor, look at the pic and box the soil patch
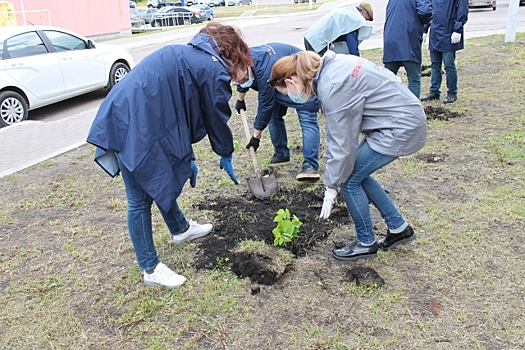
[424,106,463,120]
[195,187,350,271]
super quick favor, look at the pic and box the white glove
[451,32,461,44]
[422,33,428,44]
[320,187,337,219]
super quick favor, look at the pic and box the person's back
[303,2,373,57]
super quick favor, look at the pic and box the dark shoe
[443,92,457,104]
[421,91,440,101]
[296,164,320,181]
[377,225,416,251]
[332,241,378,261]
[270,154,290,166]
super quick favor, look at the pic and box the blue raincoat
[383,0,433,63]
[237,43,319,131]
[429,0,469,52]
[87,34,235,212]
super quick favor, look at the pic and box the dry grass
[1,33,525,349]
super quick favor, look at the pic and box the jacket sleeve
[454,0,469,33]
[417,0,433,25]
[253,79,278,131]
[322,88,364,189]
[202,74,235,157]
[345,30,360,57]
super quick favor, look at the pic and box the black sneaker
[377,225,416,251]
[332,241,378,261]
[296,164,320,181]
[421,91,440,101]
[270,154,290,166]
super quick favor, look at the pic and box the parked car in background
[468,0,496,10]
[130,7,158,24]
[150,6,206,27]
[193,4,214,20]
[0,26,134,127]
[129,0,136,8]
[208,0,224,6]
[227,0,242,5]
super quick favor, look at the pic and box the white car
[0,26,135,127]
[468,0,496,10]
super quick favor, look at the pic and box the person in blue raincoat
[303,2,373,57]
[234,43,321,180]
[86,23,253,289]
[421,0,469,103]
[383,0,433,98]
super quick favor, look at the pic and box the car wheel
[105,62,130,92]
[0,91,28,127]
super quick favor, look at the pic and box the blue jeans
[269,94,320,169]
[118,157,188,271]
[384,61,422,98]
[429,51,458,94]
[339,140,406,245]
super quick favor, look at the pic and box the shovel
[239,110,278,200]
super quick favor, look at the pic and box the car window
[44,30,87,52]
[5,32,48,59]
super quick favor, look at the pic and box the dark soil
[195,187,350,270]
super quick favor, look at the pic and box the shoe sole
[296,174,320,181]
[173,230,212,245]
[332,252,377,261]
[380,234,416,251]
[144,279,186,288]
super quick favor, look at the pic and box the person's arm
[252,80,277,134]
[345,30,360,56]
[454,0,469,32]
[416,0,433,25]
[202,73,235,157]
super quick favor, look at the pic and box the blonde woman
[269,51,427,261]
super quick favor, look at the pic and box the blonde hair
[269,51,321,100]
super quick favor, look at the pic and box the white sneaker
[143,262,187,288]
[172,220,213,245]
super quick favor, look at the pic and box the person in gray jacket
[268,51,427,261]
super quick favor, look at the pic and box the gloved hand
[451,32,461,44]
[422,33,428,44]
[189,160,198,188]
[219,155,239,184]
[245,136,260,151]
[235,99,246,114]
[320,187,337,219]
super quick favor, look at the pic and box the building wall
[7,0,132,39]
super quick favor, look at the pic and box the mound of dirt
[195,187,351,271]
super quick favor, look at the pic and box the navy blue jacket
[429,0,469,52]
[237,43,320,131]
[383,0,433,63]
[87,34,234,212]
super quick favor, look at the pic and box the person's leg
[296,108,320,170]
[339,140,399,245]
[403,61,422,98]
[267,104,290,161]
[442,51,458,94]
[384,61,402,75]
[118,157,160,272]
[429,50,443,93]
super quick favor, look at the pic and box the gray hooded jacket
[311,51,427,188]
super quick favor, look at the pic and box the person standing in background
[303,2,373,57]
[421,0,469,104]
[383,0,433,98]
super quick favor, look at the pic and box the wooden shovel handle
[239,110,262,176]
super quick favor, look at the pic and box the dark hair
[198,22,252,75]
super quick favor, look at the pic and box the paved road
[1,0,524,178]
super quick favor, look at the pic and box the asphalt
[0,5,524,178]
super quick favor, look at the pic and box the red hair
[198,22,252,75]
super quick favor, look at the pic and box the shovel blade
[247,174,278,200]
